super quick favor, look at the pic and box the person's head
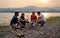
[37,11,41,16]
[32,11,35,15]
[15,12,19,16]
[21,13,25,16]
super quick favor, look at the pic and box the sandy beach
[0,22,60,38]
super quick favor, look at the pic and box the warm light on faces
[40,0,48,3]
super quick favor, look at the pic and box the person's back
[39,14,46,21]
[10,15,18,26]
[10,12,19,28]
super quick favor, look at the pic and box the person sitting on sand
[19,13,29,28]
[37,11,46,27]
[10,12,24,37]
[31,11,37,28]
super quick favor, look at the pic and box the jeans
[20,21,29,28]
[37,20,46,27]
[20,21,26,28]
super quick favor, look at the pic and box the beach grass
[0,24,9,28]
[47,17,60,23]
[0,24,9,37]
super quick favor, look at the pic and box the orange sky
[0,0,60,8]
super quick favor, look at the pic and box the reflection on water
[0,12,60,24]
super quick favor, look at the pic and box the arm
[20,17,26,21]
[35,16,37,20]
[31,15,32,21]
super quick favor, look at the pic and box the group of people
[10,11,46,37]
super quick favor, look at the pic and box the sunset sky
[0,0,60,8]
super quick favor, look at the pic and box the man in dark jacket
[10,12,24,37]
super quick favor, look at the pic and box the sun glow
[40,0,48,3]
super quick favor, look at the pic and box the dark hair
[32,11,35,13]
[22,13,24,16]
[37,11,41,14]
[20,13,25,20]
[15,12,19,15]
